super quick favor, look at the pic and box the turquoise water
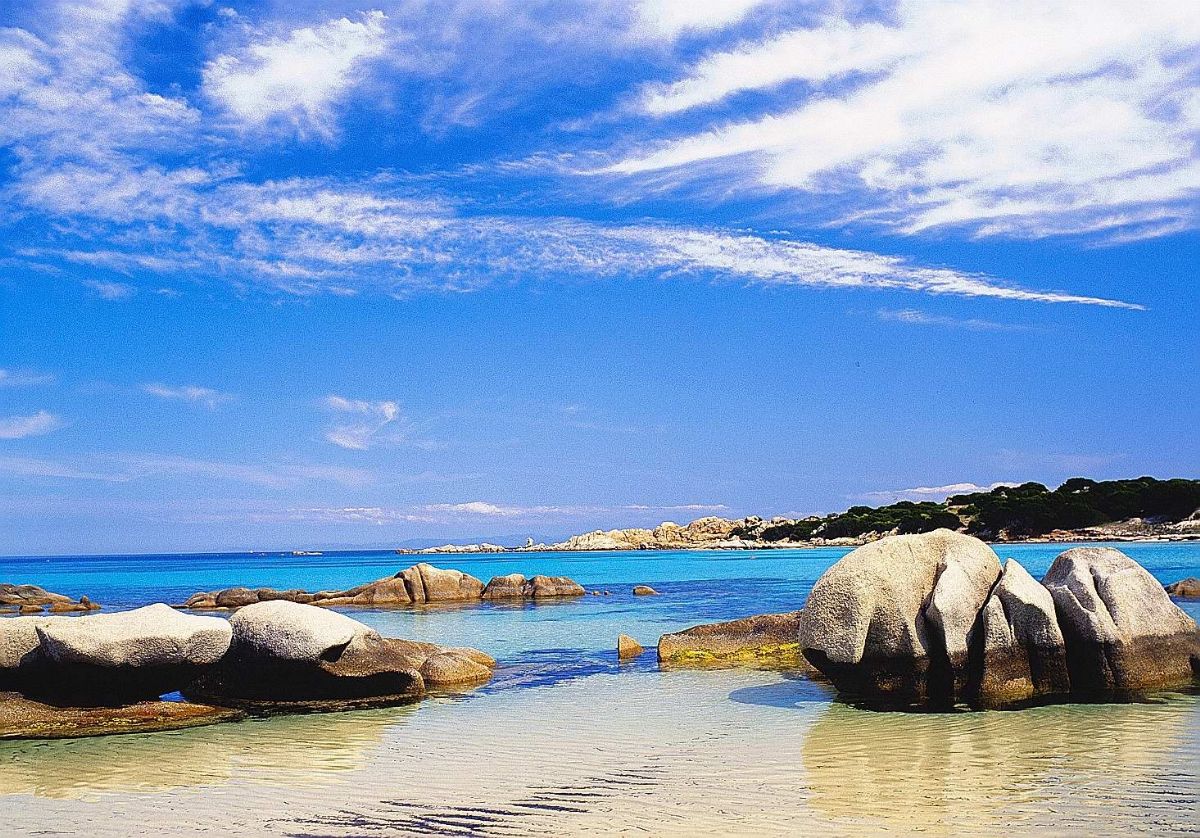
[0,542,1197,836]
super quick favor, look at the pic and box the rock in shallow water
[658,611,809,667]
[26,605,232,705]
[184,600,494,711]
[1042,547,1200,695]
[0,691,242,739]
[617,634,644,660]
[799,529,1000,707]
[1166,577,1200,599]
[976,559,1070,708]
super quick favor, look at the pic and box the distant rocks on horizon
[180,562,585,611]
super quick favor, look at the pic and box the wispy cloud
[142,383,234,409]
[631,0,772,40]
[204,11,388,138]
[322,394,406,450]
[0,452,372,488]
[875,308,1033,332]
[0,369,56,388]
[272,501,730,525]
[83,279,134,300]
[0,411,65,440]
[858,481,1021,503]
[608,0,1200,241]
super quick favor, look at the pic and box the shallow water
[0,542,1198,835]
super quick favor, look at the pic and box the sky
[0,0,1197,555]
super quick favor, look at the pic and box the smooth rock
[658,611,809,667]
[976,559,1071,707]
[1042,547,1200,694]
[617,634,644,660]
[1166,578,1200,599]
[225,600,360,661]
[401,563,484,602]
[29,605,233,705]
[799,529,1002,706]
[632,585,659,596]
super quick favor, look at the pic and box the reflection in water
[0,703,415,798]
[803,693,1200,836]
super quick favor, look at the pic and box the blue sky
[1,0,1197,555]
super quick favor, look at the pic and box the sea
[0,541,1197,836]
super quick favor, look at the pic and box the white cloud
[0,452,372,487]
[0,411,65,440]
[203,11,388,138]
[322,394,405,450]
[83,279,134,299]
[875,308,1032,332]
[142,383,234,409]
[632,0,772,40]
[608,0,1200,240]
[859,481,1021,503]
[0,369,55,387]
[279,500,731,524]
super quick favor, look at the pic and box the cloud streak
[0,411,65,440]
[609,0,1200,241]
[143,384,234,409]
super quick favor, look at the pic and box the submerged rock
[1166,577,1200,599]
[659,611,809,668]
[29,604,233,705]
[0,691,242,739]
[617,634,644,660]
[1042,547,1200,694]
[799,529,1001,706]
[632,585,659,596]
[975,559,1070,707]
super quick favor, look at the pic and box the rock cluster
[0,584,99,615]
[659,611,809,667]
[799,531,1200,708]
[0,599,494,736]
[185,601,494,711]
[182,563,584,610]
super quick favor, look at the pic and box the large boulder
[659,611,809,667]
[28,604,232,705]
[481,574,585,599]
[400,563,484,602]
[799,529,1001,706]
[1042,547,1200,694]
[185,601,494,710]
[975,559,1070,707]
[0,616,65,689]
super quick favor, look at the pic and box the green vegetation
[741,477,1200,542]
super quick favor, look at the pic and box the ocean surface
[1,542,1197,836]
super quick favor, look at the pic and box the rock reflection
[0,704,416,799]
[803,693,1200,835]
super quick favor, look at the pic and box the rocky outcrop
[800,535,1200,708]
[0,691,242,739]
[28,604,233,705]
[183,563,583,610]
[1042,547,1200,694]
[799,529,1001,706]
[617,634,644,660]
[184,601,494,711]
[659,611,810,667]
[481,574,584,599]
[0,584,98,614]
[1166,577,1200,598]
[975,559,1070,707]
